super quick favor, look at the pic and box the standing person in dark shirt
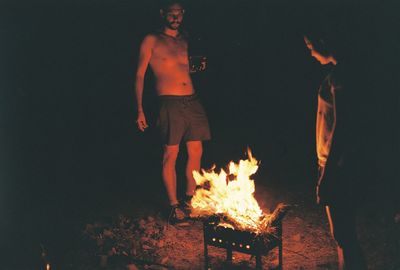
[304,35,367,270]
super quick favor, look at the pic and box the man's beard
[166,21,181,30]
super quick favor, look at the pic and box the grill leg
[227,247,233,262]
[278,222,283,270]
[203,223,209,270]
[256,254,262,270]
[204,243,209,270]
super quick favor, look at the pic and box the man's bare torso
[148,33,194,96]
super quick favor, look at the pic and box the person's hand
[316,184,321,204]
[189,56,207,73]
[136,111,148,132]
[316,166,326,204]
[394,213,400,224]
[198,56,207,71]
[316,178,332,205]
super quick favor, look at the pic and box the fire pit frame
[203,217,283,270]
[202,204,289,270]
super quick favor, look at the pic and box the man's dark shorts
[157,94,211,145]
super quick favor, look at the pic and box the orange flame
[191,149,271,233]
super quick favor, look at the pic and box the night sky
[1,0,399,267]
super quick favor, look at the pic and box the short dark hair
[159,0,184,12]
[304,29,349,62]
[304,34,332,57]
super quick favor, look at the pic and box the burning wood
[191,149,287,234]
[202,203,290,270]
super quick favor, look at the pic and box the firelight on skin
[135,1,211,225]
[304,35,367,270]
[161,6,184,31]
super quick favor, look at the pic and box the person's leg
[182,97,210,209]
[326,204,367,270]
[163,144,188,224]
[162,144,180,206]
[325,205,345,270]
[185,140,203,197]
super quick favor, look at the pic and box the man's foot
[180,195,193,217]
[168,204,188,225]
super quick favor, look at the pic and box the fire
[191,149,272,233]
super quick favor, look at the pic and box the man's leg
[185,141,203,197]
[162,144,179,206]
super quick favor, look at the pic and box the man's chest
[151,38,188,63]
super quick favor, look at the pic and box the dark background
[1,0,399,268]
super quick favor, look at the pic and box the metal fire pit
[203,204,289,270]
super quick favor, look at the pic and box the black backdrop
[1,0,399,267]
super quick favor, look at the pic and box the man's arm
[135,35,155,131]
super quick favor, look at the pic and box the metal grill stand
[202,204,289,270]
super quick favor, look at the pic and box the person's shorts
[157,94,211,145]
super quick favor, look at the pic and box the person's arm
[316,75,345,204]
[135,35,155,131]
[324,78,348,171]
[318,77,347,201]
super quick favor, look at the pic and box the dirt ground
[64,182,399,270]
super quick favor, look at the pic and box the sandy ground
[66,182,399,270]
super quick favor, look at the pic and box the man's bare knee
[163,145,179,165]
[186,141,203,158]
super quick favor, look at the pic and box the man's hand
[189,56,207,73]
[136,111,148,132]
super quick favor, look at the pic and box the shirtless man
[135,1,211,224]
